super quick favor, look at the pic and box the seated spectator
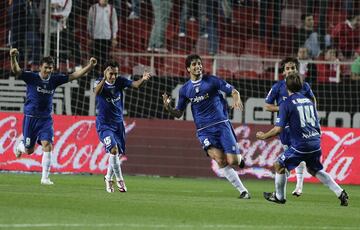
[297,46,317,84]
[331,13,360,59]
[351,49,360,80]
[316,48,342,83]
[294,14,330,59]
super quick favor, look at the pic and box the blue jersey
[176,75,233,130]
[94,76,133,124]
[265,80,314,106]
[276,93,321,153]
[19,71,69,117]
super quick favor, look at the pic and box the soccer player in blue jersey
[162,54,250,199]
[264,57,316,197]
[94,60,150,193]
[257,73,348,206]
[10,48,97,185]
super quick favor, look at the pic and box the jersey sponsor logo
[36,86,54,94]
[106,95,122,103]
[190,93,209,103]
[302,130,320,139]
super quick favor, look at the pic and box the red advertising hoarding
[0,112,359,184]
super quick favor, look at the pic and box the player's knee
[274,162,286,174]
[110,146,118,155]
[41,141,52,152]
[226,157,237,166]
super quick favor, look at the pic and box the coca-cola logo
[0,114,135,173]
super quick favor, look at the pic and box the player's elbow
[264,104,273,112]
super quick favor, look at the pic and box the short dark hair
[40,56,55,66]
[104,60,119,70]
[185,54,202,69]
[280,57,299,73]
[286,73,303,93]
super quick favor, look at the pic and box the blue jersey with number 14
[276,93,321,153]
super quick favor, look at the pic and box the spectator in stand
[147,0,173,53]
[294,14,330,59]
[9,0,41,68]
[259,0,282,39]
[297,46,317,85]
[178,0,199,37]
[87,0,118,72]
[128,0,140,19]
[331,13,360,59]
[40,0,73,67]
[316,48,341,83]
[351,49,360,81]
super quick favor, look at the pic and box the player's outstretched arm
[68,57,97,81]
[231,89,243,110]
[264,103,279,112]
[256,126,282,140]
[9,48,22,77]
[131,71,151,89]
[162,93,184,118]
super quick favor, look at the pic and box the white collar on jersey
[191,74,203,84]
[105,80,115,86]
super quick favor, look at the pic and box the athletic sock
[105,157,114,181]
[275,173,287,200]
[109,154,123,181]
[219,166,247,193]
[315,170,343,197]
[41,151,51,180]
[295,161,305,190]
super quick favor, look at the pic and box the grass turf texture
[0,173,359,230]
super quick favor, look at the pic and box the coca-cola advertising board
[0,112,359,184]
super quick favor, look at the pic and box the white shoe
[41,178,54,185]
[292,188,302,197]
[104,177,114,193]
[14,146,22,158]
[178,32,186,37]
[154,47,168,53]
[116,180,127,192]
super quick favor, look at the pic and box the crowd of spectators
[3,0,360,82]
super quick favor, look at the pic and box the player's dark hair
[104,60,119,70]
[280,57,299,73]
[185,54,202,69]
[286,73,303,93]
[40,56,55,66]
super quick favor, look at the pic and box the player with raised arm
[10,48,97,185]
[162,54,250,199]
[257,73,348,206]
[94,60,150,193]
[264,57,317,197]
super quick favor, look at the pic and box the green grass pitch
[0,173,359,230]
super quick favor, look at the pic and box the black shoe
[263,192,286,204]
[338,190,349,206]
[239,191,251,199]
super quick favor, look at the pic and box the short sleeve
[116,76,133,89]
[216,77,234,95]
[276,102,288,128]
[18,71,35,84]
[303,82,315,99]
[175,87,188,111]
[53,73,69,87]
[265,83,278,104]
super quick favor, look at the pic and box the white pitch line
[0,223,358,229]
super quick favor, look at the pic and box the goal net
[0,0,359,128]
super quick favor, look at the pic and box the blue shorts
[196,121,240,154]
[278,148,323,173]
[96,121,126,154]
[22,116,54,148]
[279,126,291,147]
